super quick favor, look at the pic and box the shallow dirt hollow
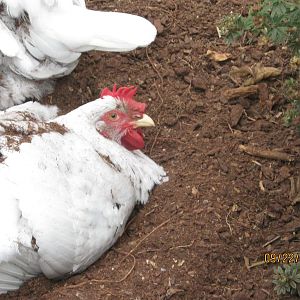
[2,0,300,299]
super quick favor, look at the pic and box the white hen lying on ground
[0,85,167,294]
[0,0,157,109]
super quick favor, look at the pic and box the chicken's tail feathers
[84,11,157,52]
[31,7,157,55]
[0,19,21,57]
[0,258,39,294]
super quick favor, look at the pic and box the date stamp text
[264,253,299,264]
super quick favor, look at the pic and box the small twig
[155,83,165,111]
[244,256,251,271]
[290,177,297,197]
[146,48,164,85]
[149,128,161,156]
[259,180,266,192]
[91,252,136,284]
[121,217,173,263]
[227,122,234,134]
[216,26,222,38]
[64,281,90,289]
[136,240,195,255]
[129,218,172,254]
[145,208,156,217]
[261,289,271,296]
[251,160,262,167]
[290,177,300,204]
[243,110,256,122]
[262,235,281,248]
[249,260,266,268]
[64,252,136,289]
[239,144,295,162]
[169,240,194,250]
[244,256,265,270]
[155,137,189,145]
[228,74,240,86]
[87,86,92,97]
[225,211,233,235]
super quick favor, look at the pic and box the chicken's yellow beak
[132,114,155,128]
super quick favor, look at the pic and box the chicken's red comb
[100,84,146,113]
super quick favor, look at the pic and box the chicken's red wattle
[121,128,144,150]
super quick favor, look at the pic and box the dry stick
[124,217,175,263]
[244,256,251,271]
[146,48,164,85]
[169,240,195,250]
[91,253,136,284]
[227,122,234,134]
[64,281,91,289]
[262,235,281,248]
[145,208,156,217]
[225,211,233,235]
[120,217,173,263]
[65,218,172,289]
[155,82,165,111]
[149,84,164,156]
[244,256,265,270]
[65,252,136,289]
[259,180,266,192]
[154,83,165,125]
[249,260,266,268]
[149,128,161,156]
[239,145,295,162]
[224,85,259,100]
[136,240,195,255]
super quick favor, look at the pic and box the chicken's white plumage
[0,0,157,109]
[0,95,166,293]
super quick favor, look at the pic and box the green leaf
[271,3,287,18]
[278,266,284,274]
[297,283,300,296]
[291,281,297,289]
[295,274,300,282]
[280,286,287,294]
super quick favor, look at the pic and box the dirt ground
[2,0,300,299]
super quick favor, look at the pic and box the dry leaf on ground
[206,50,231,62]
[229,63,281,86]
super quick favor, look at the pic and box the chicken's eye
[109,113,119,121]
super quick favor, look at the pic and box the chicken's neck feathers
[54,96,166,204]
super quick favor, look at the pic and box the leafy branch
[218,0,300,55]
[273,264,300,296]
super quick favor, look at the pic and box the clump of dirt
[2,0,300,299]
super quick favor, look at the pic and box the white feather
[0,96,167,293]
[0,66,54,110]
[3,101,59,121]
[0,19,20,57]
[0,0,157,109]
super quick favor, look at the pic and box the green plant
[273,264,300,296]
[282,77,300,126]
[218,0,300,54]
[283,104,299,125]
[219,1,300,129]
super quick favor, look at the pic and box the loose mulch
[2,0,300,299]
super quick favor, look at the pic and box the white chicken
[0,0,157,109]
[0,85,167,294]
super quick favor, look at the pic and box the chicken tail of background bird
[0,251,41,294]
[78,10,157,52]
[29,5,157,54]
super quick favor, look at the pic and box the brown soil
[2,0,300,299]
